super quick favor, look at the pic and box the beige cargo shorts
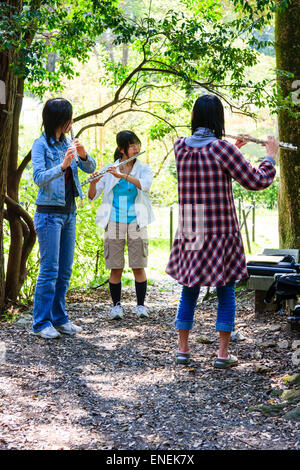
[104,220,148,269]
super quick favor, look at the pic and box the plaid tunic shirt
[166,138,276,287]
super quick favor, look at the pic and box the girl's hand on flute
[106,167,123,179]
[89,171,103,185]
[73,139,87,160]
[88,172,103,200]
[61,147,75,170]
[261,136,279,160]
[234,134,252,149]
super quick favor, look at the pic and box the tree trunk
[4,78,36,302]
[275,0,300,251]
[0,46,19,315]
[0,0,37,311]
[6,78,24,301]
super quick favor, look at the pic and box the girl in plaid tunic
[166,94,279,368]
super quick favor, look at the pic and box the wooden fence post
[252,200,255,242]
[242,208,251,253]
[170,205,173,251]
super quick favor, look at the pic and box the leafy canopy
[0,0,295,119]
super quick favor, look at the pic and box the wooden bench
[246,248,299,317]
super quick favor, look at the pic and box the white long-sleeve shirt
[89,158,155,229]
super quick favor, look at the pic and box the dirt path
[0,282,299,450]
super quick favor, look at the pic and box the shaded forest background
[0,0,299,315]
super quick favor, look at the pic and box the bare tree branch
[73,60,147,123]
[76,107,179,138]
[154,145,174,178]
[17,150,31,179]
[4,195,35,234]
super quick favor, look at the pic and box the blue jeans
[175,282,236,332]
[33,212,76,332]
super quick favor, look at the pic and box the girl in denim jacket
[32,98,96,339]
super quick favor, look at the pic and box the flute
[81,150,146,186]
[225,134,298,151]
[70,127,79,164]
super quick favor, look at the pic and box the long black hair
[191,94,225,139]
[114,130,141,161]
[42,98,73,145]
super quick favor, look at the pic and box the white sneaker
[109,304,124,320]
[135,305,149,318]
[33,325,61,339]
[230,330,245,341]
[55,322,82,335]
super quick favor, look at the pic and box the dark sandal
[213,354,238,369]
[175,351,191,365]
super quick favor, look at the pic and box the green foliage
[1,0,296,120]
[20,249,40,303]
[0,0,134,96]
[7,167,109,302]
[232,0,290,18]
[1,0,292,305]
[233,174,279,209]
[148,122,173,140]
[93,1,284,151]
[251,26,275,57]
[72,200,109,289]
[151,165,178,206]
[181,0,223,20]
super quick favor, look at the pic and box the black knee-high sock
[109,282,121,306]
[135,280,147,306]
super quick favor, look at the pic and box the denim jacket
[32,132,96,206]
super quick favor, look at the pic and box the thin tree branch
[76,107,179,138]
[17,150,31,178]
[4,195,35,233]
[154,146,174,178]
[74,60,147,123]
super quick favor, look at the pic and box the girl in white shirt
[88,131,154,320]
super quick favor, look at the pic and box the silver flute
[70,127,79,164]
[225,134,298,151]
[81,150,145,186]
